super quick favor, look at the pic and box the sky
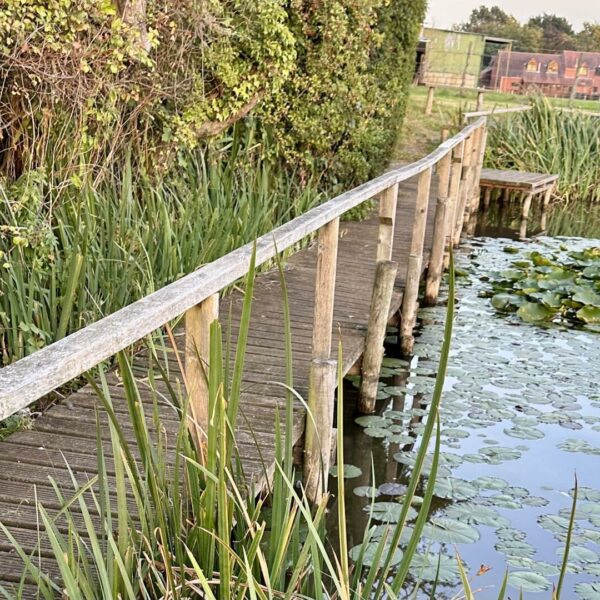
[425,0,600,31]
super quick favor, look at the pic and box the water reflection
[476,198,600,240]
[336,236,600,599]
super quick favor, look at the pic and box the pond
[336,234,600,599]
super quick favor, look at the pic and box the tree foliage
[458,6,600,54]
[0,0,426,190]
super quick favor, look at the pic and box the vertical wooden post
[441,127,450,143]
[185,293,219,457]
[424,153,452,306]
[540,185,554,231]
[311,219,340,359]
[519,193,533,239]
[400,167,432,356]
[482,187,492,211]
[376,184,399,262]
[425,86,435,115]
[452,133,474,245]
[465,123,488,236]
[304,218,339,502]
[304,358,337,503]
[444,141,465,269]
[358,260,398,413]
[476,90,484,111]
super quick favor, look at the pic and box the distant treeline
[458,6,600,53]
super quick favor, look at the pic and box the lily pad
[577,306,600,323]
[508,571,552,593]
[410,553,461,583]
[349,542,403,567]
[330,464,362,479]
[422,518,480,544]
[575,582,600,600]
[517,302,554,322]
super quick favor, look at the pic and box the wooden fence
[0,117,488,498]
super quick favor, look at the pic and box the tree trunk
[116,0,151,52]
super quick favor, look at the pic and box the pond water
[337,235,600,599]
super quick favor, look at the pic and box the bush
[0,0,425,190]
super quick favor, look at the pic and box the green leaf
[517,301,554,322]
[330,464,362,478]
[573,288,600,307]
[491,293,522,311]
[349,542,402,568]
[575,582,600,600]
[422,518,480,544]
[508,571,552,593]
[577,306,600,323]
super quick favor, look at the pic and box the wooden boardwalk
[0,179,433,595]
[0,118,487,596]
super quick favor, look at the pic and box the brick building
[484,50,600,98]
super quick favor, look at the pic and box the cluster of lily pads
[339,237,600,598]
[487,245,600,330]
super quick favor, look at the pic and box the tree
[576,23,600,52]
[457,6,542,51]
[528,13,576,51]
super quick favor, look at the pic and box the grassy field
[393,84,600,165]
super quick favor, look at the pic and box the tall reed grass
[0,124,322,365]
[486,97,600,203]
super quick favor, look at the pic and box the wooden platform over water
[0,179,437,595]
[0,117,488,596]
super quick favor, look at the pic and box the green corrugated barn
[418,28,486,88]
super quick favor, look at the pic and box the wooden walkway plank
[0,175,441,590]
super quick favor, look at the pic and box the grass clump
[486,97,600,203]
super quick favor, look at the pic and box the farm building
[484,50,600,99]
[416,28,510,89]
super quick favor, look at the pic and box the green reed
[487,97,600,203]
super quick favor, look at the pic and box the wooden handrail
[0,118,486,420]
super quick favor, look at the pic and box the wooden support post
[465,124,488,236]
[303,358,337,503]
[400,167,432,356]
[445,141,465,266]
[482,187,492,211]
[519,193,533,239]
[358,260,399,413]
[441,127,450,143]
[425,86,435,115]
[424,153,452,306]
[476,90,484,112]
[377,183,399,262]
[311,219,340,359]
[304,218,339,502]
[540,185,554,231]
[452,133,474,245]
[185,293,219,457]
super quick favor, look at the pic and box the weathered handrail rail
[464,105,531,120]
[0,117,486,426]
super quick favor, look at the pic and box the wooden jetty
[479,168,558,238]
[0,118,487,596]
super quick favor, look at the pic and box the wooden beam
[452,133,474,245]
[358,261,399,413]
[311,219,339,360]
[424,153,452,306]
[400,167,432,355]
[185,294,219,457]
[376,184,399,262]
[303,358,337,503]
[425,86,435,115]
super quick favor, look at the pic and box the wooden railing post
[476,90,484,112]
[445,141,465,268]
[377,183,399,262]
[185,293,219,458]
[465,122,488,236]
[452,132,475,245]
[519,193,534,239]
[358,260,398,413]
[304,218,339,502]
[424,153,452,306]
[400,167,432,355]
[304,358,337,502]
[425,86,435,115]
